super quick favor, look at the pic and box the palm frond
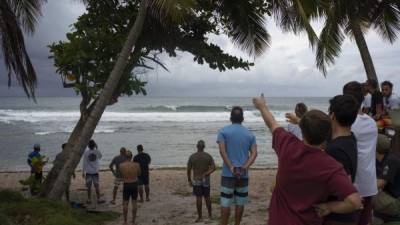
[150,0,197,24]
[7,0,46,34]
[272,0,319,49]
[316,8,345,76]
[371,1,400,43]
[0,1,37,98]
[216,0,270,57]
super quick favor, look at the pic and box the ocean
[0,96,329,171]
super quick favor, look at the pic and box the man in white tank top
[343,81,378,225]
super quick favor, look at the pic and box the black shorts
[193,183,210,197]
[123,182,138,201]
[325,211,360,223]
[138,175,149,186]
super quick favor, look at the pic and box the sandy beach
[0,169,276,225]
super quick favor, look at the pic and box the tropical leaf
[0,1,39,99]
[316,5,345,76]
[150,0,197,24]
[215,0,270,57]
[6,0,46,34]
[371,0,400,43]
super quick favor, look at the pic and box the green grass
[0,189,119,225]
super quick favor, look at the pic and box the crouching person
[374,134,400,223]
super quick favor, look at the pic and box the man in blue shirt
[27,144,44,195]
[217,106,257,225]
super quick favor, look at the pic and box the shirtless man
[119,150,141,225]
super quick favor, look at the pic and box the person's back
[351,114,378,197]
[217,106,257,225]
[189,151,214,180]
[134,152,151,177]
[119,161,141,183]
[83,147,102,175]
[111,154,127,179]
[218,123,255,178]
[270,128,357,225]
[119,150,141,225]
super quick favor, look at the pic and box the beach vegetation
[42,0,270,200]
[0,189,119,225]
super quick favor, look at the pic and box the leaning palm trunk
[351,23,379,83]
[41,0,149,200]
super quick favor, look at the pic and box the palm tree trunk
[42,0,149,200]
[351,23,379,83]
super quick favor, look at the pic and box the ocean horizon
[0,96,330,172]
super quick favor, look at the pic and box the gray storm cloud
[0,1,399,97]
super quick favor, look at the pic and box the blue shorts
[220,176,249,207]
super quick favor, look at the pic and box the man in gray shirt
[110,147,127,205]
[109,147,127,204]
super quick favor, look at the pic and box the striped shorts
[220,176,249,207]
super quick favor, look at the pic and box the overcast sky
[1,1,399,97]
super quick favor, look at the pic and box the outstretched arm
[253,97,280,133]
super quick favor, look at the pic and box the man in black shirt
[325,94,360,224]
[366,79,384,119]
[133,144,151,202]
[375,134,400,217]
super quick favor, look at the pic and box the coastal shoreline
[0,169,277,225]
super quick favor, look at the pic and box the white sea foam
[34,129,116,136]
[0,109,287,123]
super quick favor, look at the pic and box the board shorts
[220,176,249,207]
[192,179,210,197]
[123,182,138,201]
[138,174,149,186]
[85,173,99,188]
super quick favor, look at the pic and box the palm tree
[316,0,400,82]
[0,0,46,99]
[42,0,271,200]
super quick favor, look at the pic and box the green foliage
[19,174,41,194]
[49,0,257,103]
[0,189,119,225]
[315,0,400,75]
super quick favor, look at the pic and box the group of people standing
[26,79,400,225]
[185,80,400,225]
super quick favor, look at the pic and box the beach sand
[0,169,276,225]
